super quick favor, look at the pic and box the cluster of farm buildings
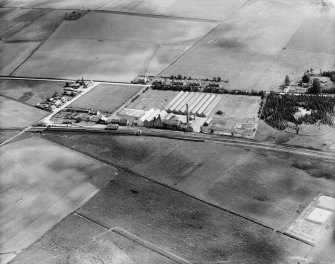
[36,80,93,112]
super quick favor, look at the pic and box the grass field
[0,8,67,76]
[255,120,335,152]
[210,94,260,120]
[0,96,46,128]
[0,137,117,258]
[70,83,143,112]
[12,11,218,82]
[0,0,111,9]
[0,42,41,75]
[0,79,65,106]
[127,89,178,110]
[12,168,310,264]
[42,132,335,232]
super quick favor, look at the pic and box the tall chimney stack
[186,103,189,124]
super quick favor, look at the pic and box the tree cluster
[261,94,335,130]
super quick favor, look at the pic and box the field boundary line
[8,10,66,77]
[40,134,314,247]
[74,212,189,264]
[154,21,222,79]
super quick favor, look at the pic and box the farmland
[0,8,68,75]
[13,11,218,82]
[162,0,308,91]
[0,96,46,128]
[42,132,335,231]
[0,137,117,262]
[127,89,178,110]
[69,83,143,112]
[0,79,65,106]
[12,163,310,264]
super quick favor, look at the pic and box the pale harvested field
[70,83,143,112]
[13,12,218,81]
[127,89,178,110]
[255,49,335,91]
[162,0,310,91]
[0,79,65,106]
[0,137,116,257]
[98,0,248,20]
[255,9,335,91]
[0,96,46,128]
[286,12,335,54]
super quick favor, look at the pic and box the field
[0,8,67,75]
[12,11,218,82]
[2,0,249,21]
[0,129,21,144]
[12,166,310,264]
[0,42,41,75]
[209,95,261,136]
[0,96,46,128]
[256,120,335,152]
[162,0,307,91]
[69,83,143,112]
[0,79,65,106]
[256,10,335,91]
[0,137,117,262]
[0,0,111,9]
[127,89,178,110]
[97,0,249,21]
[42,132,335,232]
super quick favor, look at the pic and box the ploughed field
[42,132,335,232]
[0,137,116,262]
[69,83,143,112]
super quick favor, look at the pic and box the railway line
[28,125,335,162]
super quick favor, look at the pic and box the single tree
[217,77,221,82]
[302,74,310,83]
[310,78,321,94]
[177,74,182,80]
[285,75,290,86]
[330,73,335,83]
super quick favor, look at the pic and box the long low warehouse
[165,92,222,117]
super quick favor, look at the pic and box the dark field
[0,129,20,144]
[42,132,335,232]
[13,168,310,264]
[0,79,65,106]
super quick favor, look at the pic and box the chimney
[186,104,189,124]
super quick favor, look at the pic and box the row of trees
[152,80,264,96]
[261,94,335,130]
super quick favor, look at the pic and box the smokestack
[186,103,189,123]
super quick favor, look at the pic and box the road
[29,125,335,162]
[0,76,149,87]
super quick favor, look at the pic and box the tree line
[261,94,335,130]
